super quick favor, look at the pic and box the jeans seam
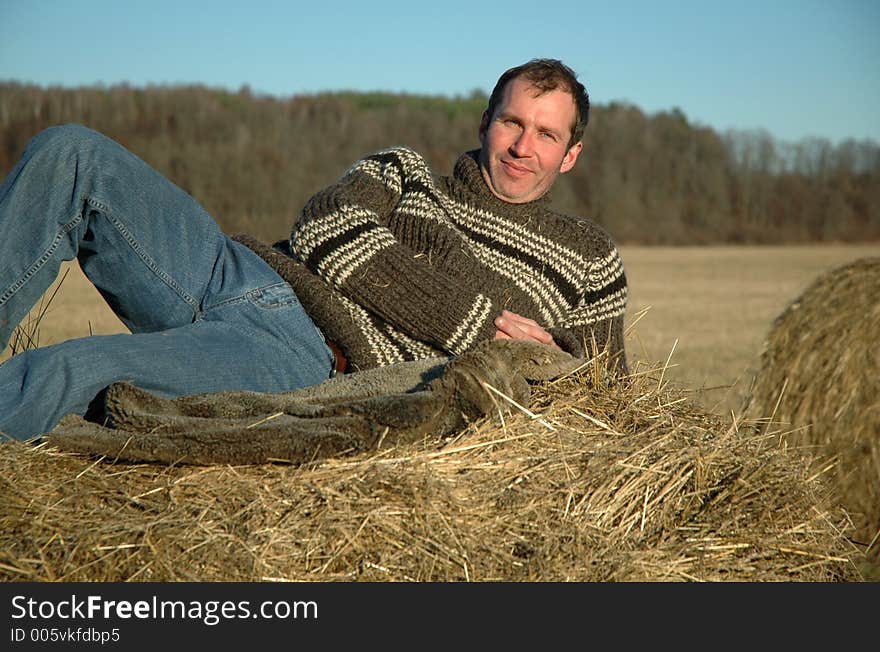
[246,282,298,310]
[85,196,200,311]
[0,214,82,306]
[200,282,295,315]
[205,294,249,311]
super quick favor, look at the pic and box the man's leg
[0,271,333,440]
[0,125,334,439]
[3,123,226,346]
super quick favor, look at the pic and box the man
[0,59,627,441]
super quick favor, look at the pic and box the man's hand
[493,310,560,350]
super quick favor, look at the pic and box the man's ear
[559,141,583,174]
[478,111,490,143]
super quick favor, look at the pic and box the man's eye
[540,132,557,141]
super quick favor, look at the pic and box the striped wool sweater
[238,147,628,373]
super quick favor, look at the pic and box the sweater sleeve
[289,148,498,356]
[552,241,629,374]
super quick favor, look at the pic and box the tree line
[1,82,878,244]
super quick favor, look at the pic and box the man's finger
[499,311,555,343]
[500,310,540,329]
[495,314,554,344]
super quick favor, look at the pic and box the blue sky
[1,0,878,144]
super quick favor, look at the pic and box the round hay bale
[0,360,864,582]
[743,256,880,574]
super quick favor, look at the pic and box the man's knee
[26,123,107,160]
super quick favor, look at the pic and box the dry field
[620,243,880,415]
[5,243,878,418]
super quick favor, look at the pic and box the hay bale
[0,360,863,582]
[744,256,880,574]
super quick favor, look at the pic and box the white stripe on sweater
[291,205,377,260]
[445,293,493,354]
[455,205,589,290]
[340,295,406,366]
[318,227,398,287]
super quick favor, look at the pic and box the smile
[501,160,532,177]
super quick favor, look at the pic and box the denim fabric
[0,124,334,440]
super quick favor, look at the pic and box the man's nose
[510,129,535,157]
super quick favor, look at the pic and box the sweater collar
[451,150,553,212]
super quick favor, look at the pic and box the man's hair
[485,58,589,149]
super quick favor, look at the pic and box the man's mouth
[501,159,532,177]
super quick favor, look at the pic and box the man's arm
[494,308,627,375]
[290,148,502,356]
[492,238,628,372]
[548,242,629,373]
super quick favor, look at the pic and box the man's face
[478,76,583,204]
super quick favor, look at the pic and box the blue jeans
[0,124,334,440]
